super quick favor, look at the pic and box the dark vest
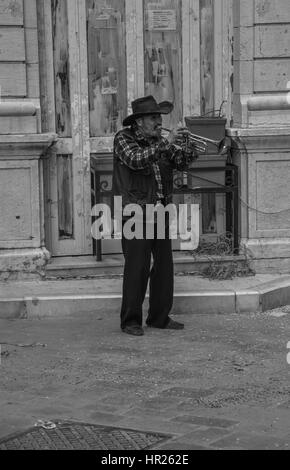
[112,128,174,209]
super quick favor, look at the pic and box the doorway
[38,0,233,259]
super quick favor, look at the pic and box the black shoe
[147,318,184,330]
[164,318,184,330]
[122,325,144,336]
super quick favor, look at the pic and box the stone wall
[233,0,290,127]
[0,0,40,133]
[0,1,56,280]
[231,0,290,273]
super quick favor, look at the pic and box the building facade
[0,0,290,279]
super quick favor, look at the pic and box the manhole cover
[0,421,170,450]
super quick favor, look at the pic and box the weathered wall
[0,0,39,133]
[230,128,290,273]
[233,0,290,127]
[231,0,290,273]
[0,1,56,280]
[0,134,55,280]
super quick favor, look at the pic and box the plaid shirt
[114,124,196,200]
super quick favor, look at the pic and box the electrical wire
[181,168,290,216]
[239,198,290,215]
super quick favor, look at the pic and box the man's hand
[167,127,206,155]
[166,127,190,146]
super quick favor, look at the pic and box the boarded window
[143,0,183,128]
[86,0,127,137]
[52,0,72,136]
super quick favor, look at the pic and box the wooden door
[39,0,233,257]
[40,0,92,256]
[87,0,186,255]
[86,0,233,256]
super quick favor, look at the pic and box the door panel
[144,0,183,128]
[86,0,127,137]
[86,0,128,255]
[44,0,92,256]
[51,0,72,137]
[200,0,215,115]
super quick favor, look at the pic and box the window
[87,0,127,136]
[143,0,183,128]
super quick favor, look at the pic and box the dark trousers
[120,224,174,329]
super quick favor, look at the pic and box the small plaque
[147,9,177,31]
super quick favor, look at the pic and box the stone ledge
[242,238,290,259]
[227,127,290,138]
[228,126,290,151]
[0,102,37,116]
[0,133,57,158]
[247,94,290,112]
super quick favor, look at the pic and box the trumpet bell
[217,136,231,155]
[217,137,232,155]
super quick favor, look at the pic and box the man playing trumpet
[112,95,202,336]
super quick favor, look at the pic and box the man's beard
[143,128,162,141]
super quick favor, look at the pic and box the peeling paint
[2,0,22,18]
[52,0,72,137]
[255,0,271,18]
[189,8,198,22]
[0,250,50,280]
[20,302,28,319]
[230,73,234,93]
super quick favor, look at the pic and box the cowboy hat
[123,95,173,127]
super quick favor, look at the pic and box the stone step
[45,254,251,279]
[1,274,290,319]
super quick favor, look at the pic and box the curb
[1,279,290,318]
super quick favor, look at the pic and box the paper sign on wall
[147,9,177,31]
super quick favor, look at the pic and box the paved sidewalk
[0,305,290,450]
[1,273,290,318]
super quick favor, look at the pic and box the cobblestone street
[0,307,289,450]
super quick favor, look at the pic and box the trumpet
[161,127,230,155]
